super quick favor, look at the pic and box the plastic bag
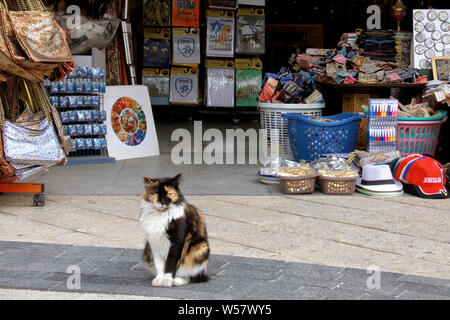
[55,13,120,55]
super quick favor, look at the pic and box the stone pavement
[0,240,449,300]
[0,193,449,299]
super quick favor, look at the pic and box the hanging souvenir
[172,0,200,27]
[235,58,263,107]
[205,59,235,108]
[170,66,199,105]
[235,8,265,55]
[143,28,171,68]
[143,0,171,26]
[172,28,201,65]
[206,10,235,57]
[208,0,237,9]
[142,68,170,106]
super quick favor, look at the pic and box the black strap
[360,179,396,186]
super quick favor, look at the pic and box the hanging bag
[1,80,65,166]
[0,97,15,177]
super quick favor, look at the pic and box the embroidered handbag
[7,11,72,63]
[2,117,65,165]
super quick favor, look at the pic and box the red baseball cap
[393,154,448,198]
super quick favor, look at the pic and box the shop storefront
[1,0,449,202]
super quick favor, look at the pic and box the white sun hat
[356,164,403,194]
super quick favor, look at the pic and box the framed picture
[104,86,160,160]
[431,56,450,81]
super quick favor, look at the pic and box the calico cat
[139,173,210,287]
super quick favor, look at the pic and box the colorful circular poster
[111,97,147,146]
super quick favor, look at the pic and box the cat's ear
[170,173,182,188]
[143,175,158,186]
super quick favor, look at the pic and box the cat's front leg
[152,256,169,287]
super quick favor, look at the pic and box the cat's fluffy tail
[190,272,209,283]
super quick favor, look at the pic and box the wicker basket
[279,175,317,194]
[319,176,357,195]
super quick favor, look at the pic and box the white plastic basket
[258,102,325,160]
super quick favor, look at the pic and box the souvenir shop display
[172,28,201,65]
[172,0,200,28]
[143,28,171,68]
[235,8,265,55]
[235,58,262,107]
[170,66,200,104]
[206,10,235,58]
[142,68,171,106]
[205,59,235,108]
[412,9,450,70]
[367,99,399,153]
[48,67,112,162]
[143,0,171,26]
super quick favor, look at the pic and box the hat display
[393,154,449,199]
[356,164,403,197]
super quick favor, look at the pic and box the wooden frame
[431,56,450,81]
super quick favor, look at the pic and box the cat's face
[142,174,183,211]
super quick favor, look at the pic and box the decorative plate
[438,11,448,22]
[419,59,431,69]
[432,30,442,41]
[441,21,450,32]
[435,42,444,52]
[414,22,424,32]
[415,44,426,55]
[425,38,435,48]
[427,10,437,21]
[425,48,435,59]
[415,32,426,43]
[425,21,435,32]
[414,11,425,22]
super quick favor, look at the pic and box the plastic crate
[283,112,365,161]
[397,115,447,157]
[258,102,325,160]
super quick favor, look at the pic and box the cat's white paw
[152,274,164,287]
[173,277,189,287]
[162,274,173,287]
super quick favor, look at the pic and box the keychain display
[47,67,109,158]
[235,8,265,55]
[143,28,171,68]
[172,28,201,65]
[206,10,235,57]
[142,68,171,106]
[205,59,235,108]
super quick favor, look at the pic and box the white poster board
[104,86,160,160]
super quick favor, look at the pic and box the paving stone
[0,240,449,300]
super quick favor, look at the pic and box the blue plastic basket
[282,112,365,161]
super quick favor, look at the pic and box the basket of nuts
[318,167,359,195]
[277,165,318,194]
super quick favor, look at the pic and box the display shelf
[0,182,45,206]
